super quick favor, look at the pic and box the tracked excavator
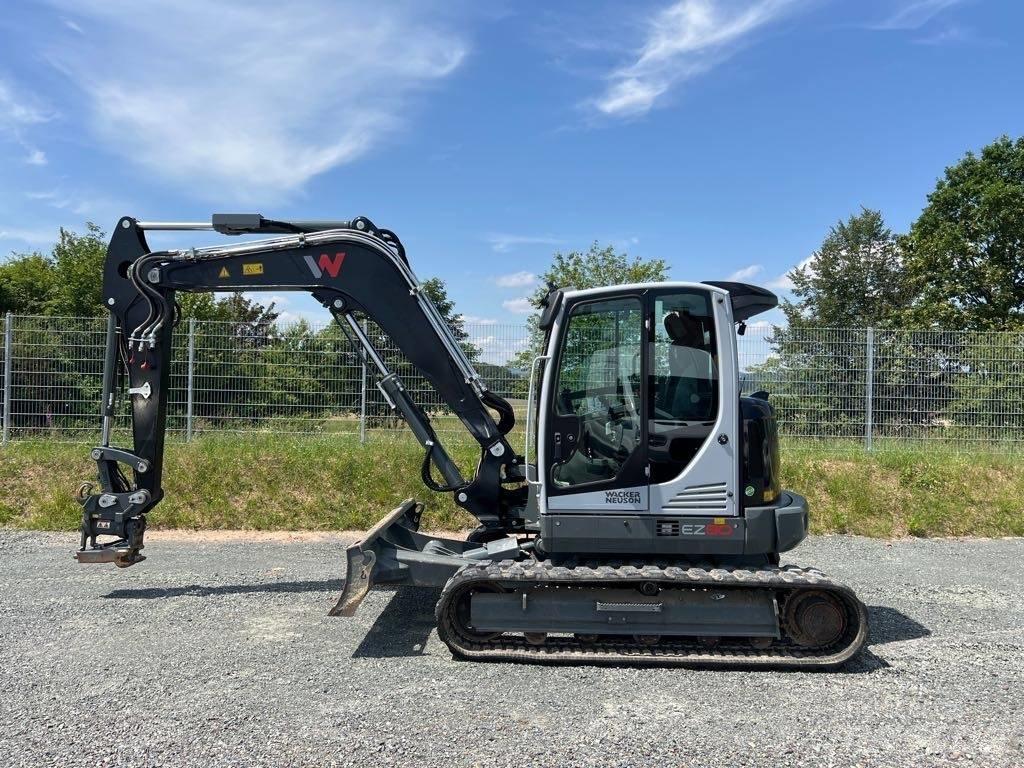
[74,214,868,667]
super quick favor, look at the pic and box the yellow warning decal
[713,517,726,525]
[243,263,264,276]
[218,266,230,278]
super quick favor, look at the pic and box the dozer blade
[332,548,377,616]
[329,498,494,618]
[330,499,422,617]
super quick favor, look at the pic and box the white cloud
[913,25,965,45]
[0,79,53,127]
[502,297,535,314]
[274,310,317,327]
[260,300,328,329]
[765,254,814,291]
[24,187,122,218]
[0,78,55,167]
[871,0,963,31]
[460,314,497,325]
[240,294,332,328]
[493,270,539,288]
[592,0,803,118]
[45,1,468,201]
[598,79,669,116]
[726,263,763,281]
[911,23,998,46]
[486,233,564,253]
[469,331,530,364]
[0,227,59,247]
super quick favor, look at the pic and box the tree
[527,243,669,309]
[353,276,479,427]
[0,223,108,316]
[903,135,1024,330]
[0,222,280,322]
[181,292,278,338]
[508,242,669,390]
[422,276,479,362]
[781,208,909,329]
[48,223,108,316]
[0,253,57,314]
[761,209,916,439]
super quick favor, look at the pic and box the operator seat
[662,311,716,422]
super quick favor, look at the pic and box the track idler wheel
[783,590,847,648]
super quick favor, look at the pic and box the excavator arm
[75,214,527,569]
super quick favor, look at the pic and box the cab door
[646,287,739,516]
[542,295,649,512]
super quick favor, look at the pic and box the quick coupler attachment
[74,485,150,568]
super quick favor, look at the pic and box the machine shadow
[105,579,437,658]
[866,605,931,646]
[832,605,930,674]
[103,578,345,600]
[351,586,442,659]
[347,592,927,673]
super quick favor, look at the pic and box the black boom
[76,215,526,567]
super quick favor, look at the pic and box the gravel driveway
[2,530,1022,768]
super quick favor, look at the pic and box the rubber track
[435,560,869,669]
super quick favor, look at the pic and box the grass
[785,441,1024,537]
[1,435,1022,538]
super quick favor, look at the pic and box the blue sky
[1,0,1022,341]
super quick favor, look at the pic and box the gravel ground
[2,530,1022,768]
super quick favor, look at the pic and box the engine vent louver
[661,482,729,513]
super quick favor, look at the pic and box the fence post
[2,313,10,446]
[186,317,196,442]
[359,319,368,444]
[865,327,875,451]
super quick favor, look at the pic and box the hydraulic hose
[481,390,516,435]
[421,443,464,494]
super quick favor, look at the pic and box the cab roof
[548,281,778,324]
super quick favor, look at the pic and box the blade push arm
[76,215,525,566]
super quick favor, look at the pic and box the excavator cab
[73,214,867,668]
[523,282,807,559]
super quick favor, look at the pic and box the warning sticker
[243,263,264,276]
[218,266,230,278]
